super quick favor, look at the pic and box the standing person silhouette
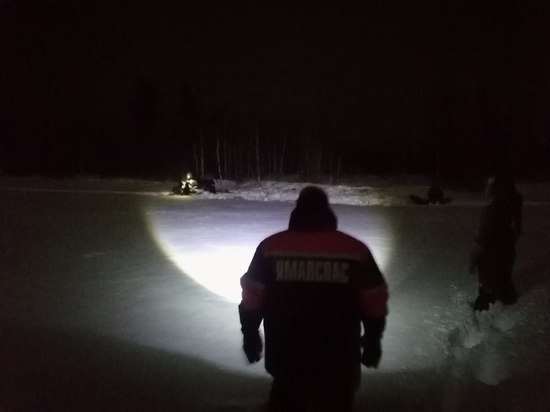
[470,176,523,311]
[238,186,389,412]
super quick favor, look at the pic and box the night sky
[1,0,549,182]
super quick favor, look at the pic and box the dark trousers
[474,280,518,311]
[474,256,518,311]
[269,378,355,412]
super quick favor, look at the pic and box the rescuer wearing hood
[238,186,389,412]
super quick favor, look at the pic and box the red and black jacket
[239,227,388,386]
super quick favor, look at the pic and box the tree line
[1,75,549,185]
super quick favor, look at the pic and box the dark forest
[1,0,549,184]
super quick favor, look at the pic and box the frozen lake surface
[1,180,549,411]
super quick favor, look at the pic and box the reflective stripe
[275,259,350,283]
[360,283,389,318]
[240,276,266,311]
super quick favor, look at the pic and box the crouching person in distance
[238,186,389,412]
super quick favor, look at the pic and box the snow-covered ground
[1,176,549,411]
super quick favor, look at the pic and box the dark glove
[361,338,382,368]
[361,317,385,369]
[243,331,262,364]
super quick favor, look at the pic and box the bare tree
[255,125,261,182]
[223,125,228,179]
[192,142,199,177]
[199,127,205,177]
[216,134,222,179]
[278,134,287,180]
[335,151,342,184]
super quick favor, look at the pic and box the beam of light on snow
[164,243,254,303]
[146,200,394,303]
[145,200,280,303]
[148,236,258,303]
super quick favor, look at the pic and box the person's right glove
[361,338,382,368]
[243,330,263,364]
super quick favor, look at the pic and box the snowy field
[1,176,549,411]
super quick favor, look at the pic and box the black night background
[1,0,550,183]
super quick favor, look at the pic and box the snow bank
[2,176,549,206]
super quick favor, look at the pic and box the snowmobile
[409,186,451,205]
[172,173,217,196]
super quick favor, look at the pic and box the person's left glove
[243,330,263,364]
[361,338,382,368]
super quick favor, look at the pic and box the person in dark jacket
[172,172,198,195]
[470,176,523,311]
[239,186,389,412]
